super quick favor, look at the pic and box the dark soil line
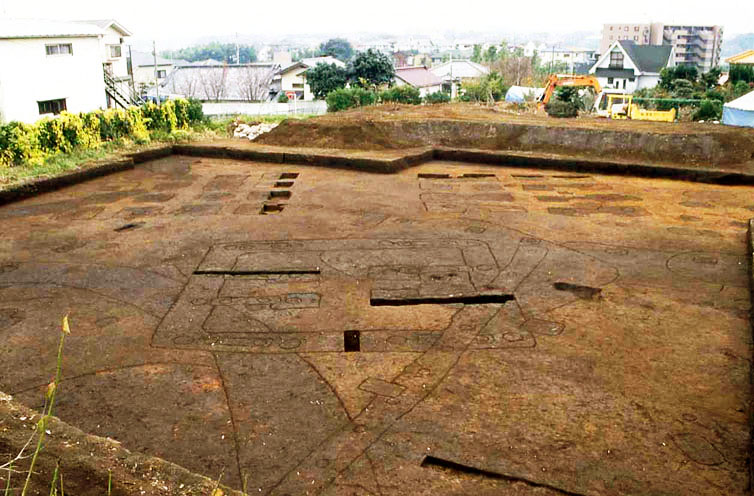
[433,148,754,186]
[421,456,589,496]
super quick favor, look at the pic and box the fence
[202,101,327,117]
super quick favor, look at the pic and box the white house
[130,50,175,95]
[393,67,443,97]
[589,40,675,93]
[430,60,489,98]
[0,19,135,124]
[275,56,346,101]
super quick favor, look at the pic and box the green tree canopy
[348,49,395,89]
[307,63,349,99]
[163,42,257,64]
[319,38,354,62]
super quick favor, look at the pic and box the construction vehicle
[597,93,676,122]
[538,74,602,107]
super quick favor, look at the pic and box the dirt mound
[254,104,754,168]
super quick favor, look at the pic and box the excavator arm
[539,74,602,106]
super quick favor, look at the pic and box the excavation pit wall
[253,115,754,169]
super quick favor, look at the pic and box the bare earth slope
[254,104,754,169]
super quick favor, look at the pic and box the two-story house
[0,19,137,124]
[589,40,675,93]
[274,56,346,101]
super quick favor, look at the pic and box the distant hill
[723,33,754,58]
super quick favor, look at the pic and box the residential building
[430,59,489,96]
[663,25,723,73]
[130,50,175,95]
[600,22,723,72]
[162,63,279,102]
[600,23,663,54]
[275,56,345,101]
[0,19,137,123]
[726,50,754,66]
[589,40,675,92]
[393,67,443,97]
[538,47,600,74]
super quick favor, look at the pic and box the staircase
[104,71,144,108]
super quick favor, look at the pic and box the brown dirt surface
[0,152,751,495]
[253,103,754,169]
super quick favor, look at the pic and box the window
[624,26,629,31]
[45,43,72,56]
[634,26,639,31]
[609,50,624,68]
[610,26,614,31]
[38,98,67,115]
[607,77,614,84]
[157,69,167,79]
[634,36,638,41]
[109,45,121,58]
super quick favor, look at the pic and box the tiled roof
[395,66,443,88]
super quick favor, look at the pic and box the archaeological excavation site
[2,105,754,495]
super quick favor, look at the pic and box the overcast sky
[0,0,748,46]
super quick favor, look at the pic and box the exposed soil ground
[0,153,751,495]
[254,104,754,170]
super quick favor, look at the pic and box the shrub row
[326,87,451,112]
[0,98,203,167]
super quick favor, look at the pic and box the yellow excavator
[538,74,602,107]
[539,74,676,122]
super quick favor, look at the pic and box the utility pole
[236,32,240,64]
[153,40,159,103]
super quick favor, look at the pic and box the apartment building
[662,25,723,73]
[600,23,723,72]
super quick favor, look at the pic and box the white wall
[202,100,327,116]
[133,63,173,89]
[100,27,129,79]
[280,66,315,101]
[0,36,105,123]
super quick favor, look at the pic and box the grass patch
[0,126,221,192]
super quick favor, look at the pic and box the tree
[200,66,228,101]
[319,38,354,62]
[700,67,722,89]
[163,43,257,64]
[306,63,349,100]
[471,45,482,63]
[348,49,395,89]
[237,65,275,101]
[484,46,498,63]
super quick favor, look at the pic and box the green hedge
[423,91,451,104]
[326,88,378,112]
[544,100,579,118]
[0,98,203,167]
[380,86,422,105]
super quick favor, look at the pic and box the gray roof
[131,50,174,68]
[430,60,489,80]
[618,40,673,73]
[0,19,102,39]
[280,56,345,75]
[594,68,636,79]
[162,64,280,101]
[0,19,132,40]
